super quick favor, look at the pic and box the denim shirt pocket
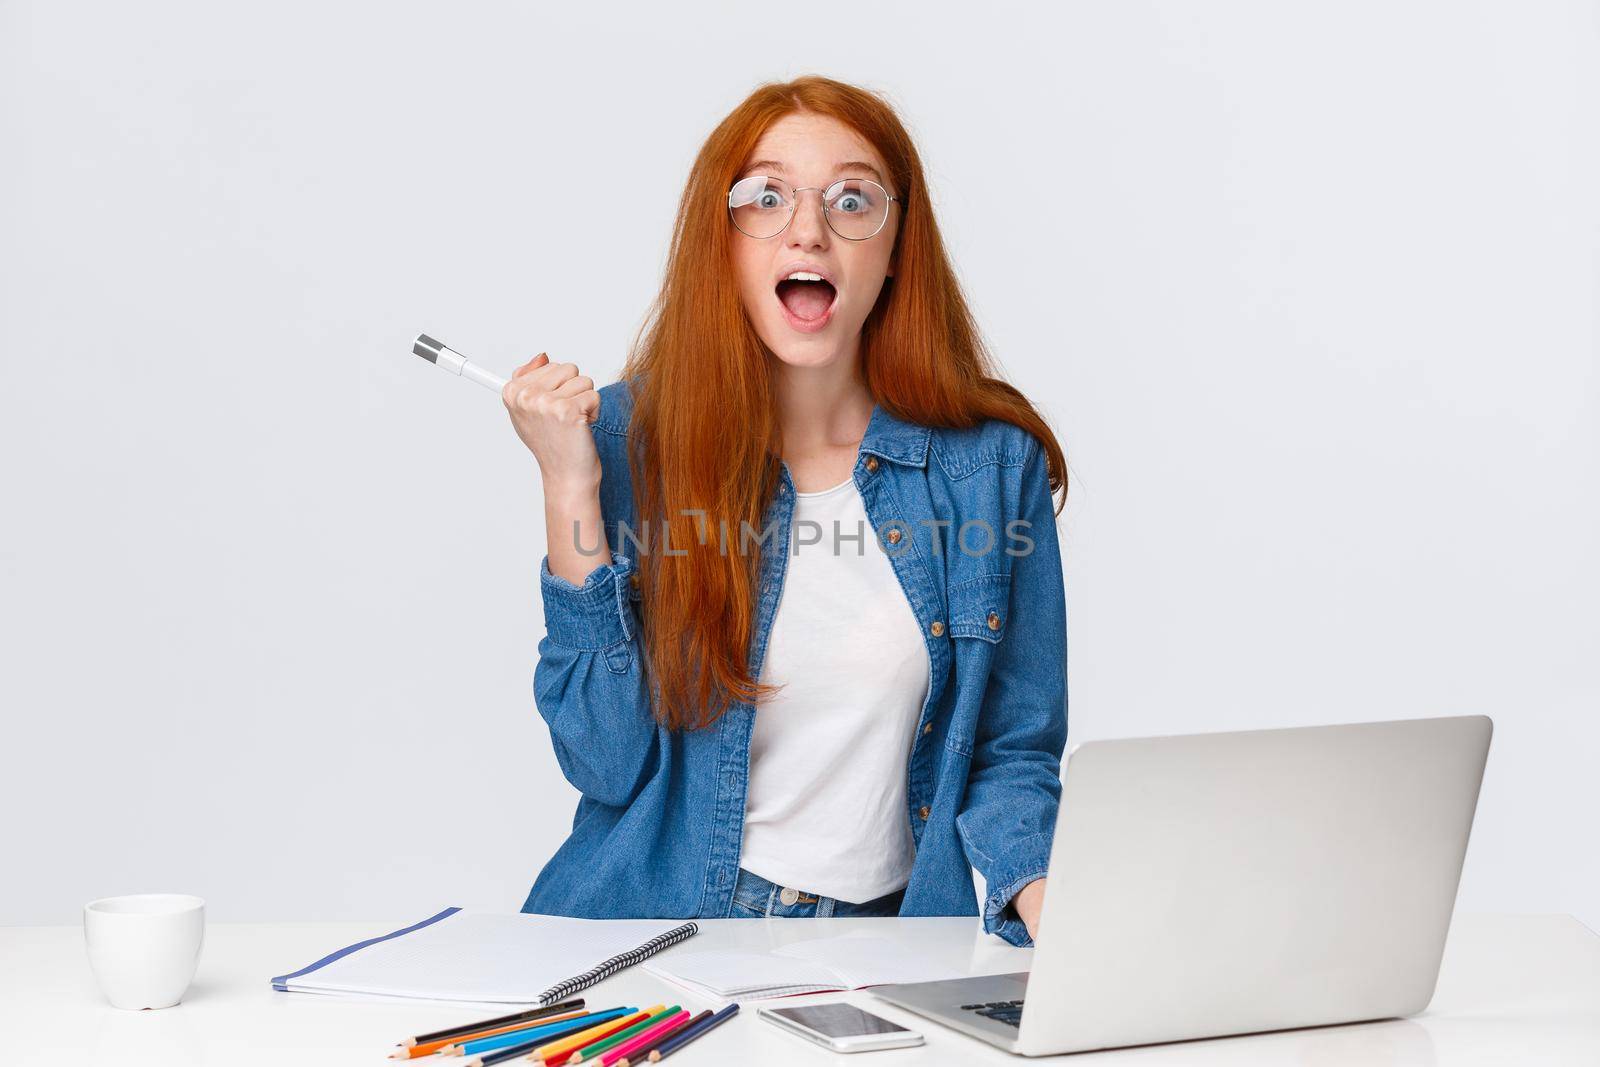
[941,572,1011,759]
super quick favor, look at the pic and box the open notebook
[642,934,967,1001]
[271,908,697,1004]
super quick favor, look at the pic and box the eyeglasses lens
[728,176,890,240]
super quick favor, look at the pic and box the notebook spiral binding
[538,921,700,1004]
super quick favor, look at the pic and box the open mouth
[775,277,838,331]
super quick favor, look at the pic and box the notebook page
[644,964,836,1004]
[774,934,968,988]
[282,911,689,1003]
[640,948,845,998]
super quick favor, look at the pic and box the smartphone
[757,1003,925,1053]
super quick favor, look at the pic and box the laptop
[871,714,1492,1055]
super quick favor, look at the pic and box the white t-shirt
[738,474,932,903]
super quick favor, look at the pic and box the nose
[786,187,831,251]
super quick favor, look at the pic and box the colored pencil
[563,1006,680,1064]
[394,1009,591,1058]
[572,1009,686,1067]
[645,1004,738,1062]
[530,1007,663,1064]
[456,1011,634,1067]
[594,1010,691,1067]
[635,1010,708,1060]
[444,1009,633,1057]
[401,1000,586,1047]
[464,1032,571,1067]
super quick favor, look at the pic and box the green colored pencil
[564,1006,680,1064]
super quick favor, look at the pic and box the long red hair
[621,75,1067,731]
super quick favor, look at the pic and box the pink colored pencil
[594,1009,691,1067]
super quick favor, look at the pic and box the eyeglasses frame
[727,174,905,241]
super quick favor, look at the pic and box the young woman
[502,76,1068,947]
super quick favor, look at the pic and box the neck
[770,350,875,455]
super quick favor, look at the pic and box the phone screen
[768,1003,913,1038]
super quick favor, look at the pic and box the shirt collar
[858,401,932,468]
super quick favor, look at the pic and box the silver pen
[412,333,507,393]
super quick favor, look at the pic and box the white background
[2,1,1594,929]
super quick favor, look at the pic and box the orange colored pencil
[532,1007,663,1064]
[391,1010,592,1058]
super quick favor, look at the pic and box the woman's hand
[504,353,609,585]
[502,353,603,497]
[1012,878,1047,942]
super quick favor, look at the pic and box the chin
[760,327,854,369]
[769,350,844,370]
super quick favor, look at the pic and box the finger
[512,352,550,379]
[575,389,601,424]
[552,377,598,422]
[549,375,595,400]
[543,361,581,386]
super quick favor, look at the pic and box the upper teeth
[784,271,826,282]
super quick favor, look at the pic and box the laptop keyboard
[961,999,1024,1027]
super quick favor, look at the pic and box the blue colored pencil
[467,1030,587,1067]
[643,1003,739,1062]
[468,1028,593,1067]
[450,1008,635,1056]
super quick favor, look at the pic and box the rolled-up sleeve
[540,551,638,650]
[954,438,1068,947]
[534,551,662,808]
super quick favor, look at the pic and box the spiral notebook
[270,907,698,1004]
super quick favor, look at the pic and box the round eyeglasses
[728,175,903,241]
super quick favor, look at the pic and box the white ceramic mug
[83,893,206,1009]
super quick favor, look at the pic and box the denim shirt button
[886,528,902,545]
[865,455,879,473]
[918,805,931,820]
[929,620,945,637]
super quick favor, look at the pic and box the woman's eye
[830,186,875,214]
[756,191,785,209]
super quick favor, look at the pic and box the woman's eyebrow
[742,159,887,184]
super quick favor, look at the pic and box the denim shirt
[521,379,1068,947]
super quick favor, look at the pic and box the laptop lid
[1016,715,1492,1056]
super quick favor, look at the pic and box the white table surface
[3,912,1598,1066]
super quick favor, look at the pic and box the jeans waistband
[731,867,907,919]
